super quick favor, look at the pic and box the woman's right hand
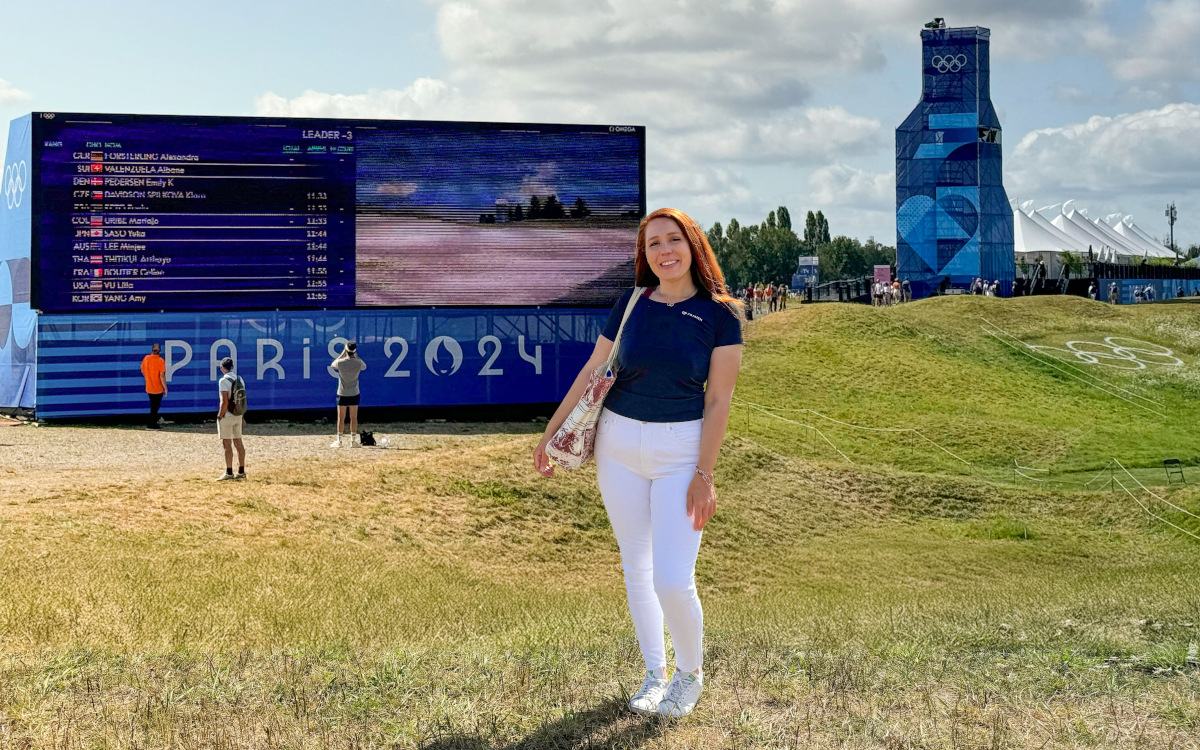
[534,436,555,477]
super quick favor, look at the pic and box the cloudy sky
[2,0,1198,246]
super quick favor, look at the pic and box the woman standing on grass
[534,208,744,719]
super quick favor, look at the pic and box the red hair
[635,208,744,318]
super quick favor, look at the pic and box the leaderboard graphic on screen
[30,113,645,312]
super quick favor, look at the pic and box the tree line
[480,195,593,223]
[705,207,896,289]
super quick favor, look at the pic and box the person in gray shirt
[330,341,367,447]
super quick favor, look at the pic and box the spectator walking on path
[331,342,367,447]
[534,207,744,720]
[216,357,246,481]
[1109,281,1119,304]
[140,343,167,429]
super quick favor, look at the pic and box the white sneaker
[629,670,669,716]
[351,434,361,448]
[330,435,342,448]
[657,671,703,718]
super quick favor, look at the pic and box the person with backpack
[216,357,247,481]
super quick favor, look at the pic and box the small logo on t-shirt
[681,310,703,322]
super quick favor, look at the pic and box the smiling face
[643,216,693,284]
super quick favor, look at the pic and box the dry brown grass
[4,291,1200,747]
[2,419,1199,747]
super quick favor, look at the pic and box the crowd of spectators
[969,278,1000,296]
[872,279,909,306]
[737,283,789,319]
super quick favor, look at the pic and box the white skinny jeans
[595,408,705,674]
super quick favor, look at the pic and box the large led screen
[29,113,644,312]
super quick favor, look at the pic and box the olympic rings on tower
[930,54,967,73]
[3,160,27,210]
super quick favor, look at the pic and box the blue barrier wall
[896,26,1014,299]
[36,307,606,419]
[1,115,35,408]
[1100,278,1200,304]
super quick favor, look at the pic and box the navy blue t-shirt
[601,287,743,422]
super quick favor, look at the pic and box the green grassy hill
[737,296,1200,476]
[2,296,1199,748]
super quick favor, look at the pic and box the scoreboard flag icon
[93,191,104,200]
[90,151,104,161]
[89,281,103,291]
[90,255,103,264]
[92,269,103,277]
[89,229,103,238]
[90,216,103,226]
[90,177,103,185]
[90,164,103,173]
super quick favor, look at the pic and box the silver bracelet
[695,468,714,488]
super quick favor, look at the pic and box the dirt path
[0,420,532,490]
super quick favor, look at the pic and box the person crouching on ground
[216,357,246,481]
[534,208,744,719]
[331,341,366,447]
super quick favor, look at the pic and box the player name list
[37,125,355,311]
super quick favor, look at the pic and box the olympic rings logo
[930,54,967,73]
[1028,337,1184,371]
[3,160,27,210]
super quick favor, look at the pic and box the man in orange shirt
[141,343,167,429]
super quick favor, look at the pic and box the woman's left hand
[686,473,716,531]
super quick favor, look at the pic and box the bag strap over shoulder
[604,287,644,373]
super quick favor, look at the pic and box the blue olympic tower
[896,24,1014,298]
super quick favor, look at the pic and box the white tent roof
[1114,217,1176,258]
[1050,208,1143,258]
[1020,203,1085,252]
[1007,201,1181,264]
[1087,214,1160,259]
[1109,219,1171,258]
[1014,208,1081,254]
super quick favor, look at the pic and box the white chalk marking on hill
[981,319,1167,408]
[980,324,1168,419]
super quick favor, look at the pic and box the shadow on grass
[421,697,670,750]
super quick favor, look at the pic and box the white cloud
[648,165,757,218]
[659,108,881,166]
[432,0,887,121]
[0,78,31,105]
[518,163,559,198]
[808,165,893,209]
[1104,0,1200,84]
[1009,102,1200,195]
[254,78,519,121]
[252,0,1138,234]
